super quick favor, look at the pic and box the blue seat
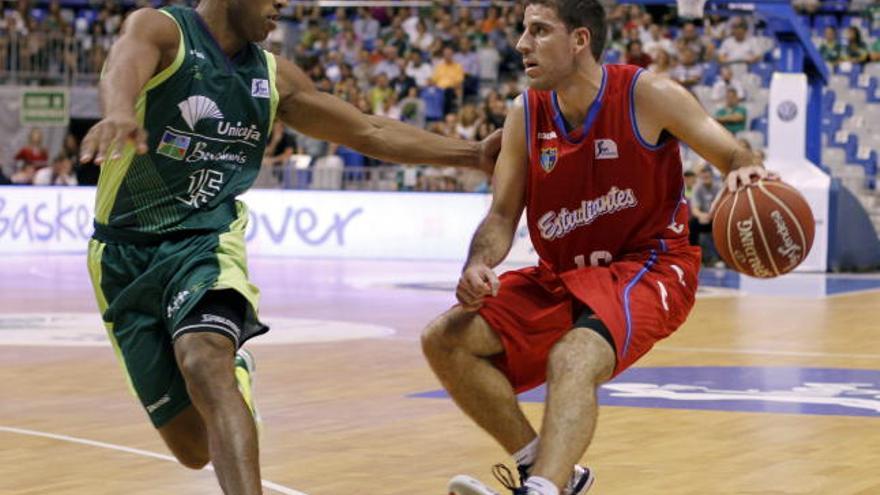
[851,150,878,189]
[750,115,768,135]
[822,90,836,113]
[868,85,880,104]
[797,15,810,29]
[835,62,862,85]
[829,101,853,131]
[827,118,856,155]
[839,133,861,162]
[820,0,848,13]
[813,15,838,30]
[751,62,774,87]
[840,16,860,28]
[821,118,839,137]
[858,77,880,103]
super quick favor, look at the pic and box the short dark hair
[526,0,608,61]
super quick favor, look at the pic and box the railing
[254,161,477,192]
[0,33,105,86]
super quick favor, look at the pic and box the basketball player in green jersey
[79,1,501,493]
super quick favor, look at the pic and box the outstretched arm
[274,56,499,174]
[634,71,771,191]
[456,98,528,311]
[80,8,179,164]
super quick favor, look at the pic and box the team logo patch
[252,78,270,98]
[540,147,558,173]
[157,130,192,161]
[594,138,619,159]
[177,95,224,131]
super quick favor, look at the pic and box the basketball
[712,179,815,278]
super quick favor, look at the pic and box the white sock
[512,437,540,468]
[524,476,559,495]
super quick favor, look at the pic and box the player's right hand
[723,165,779,193]
[79,114,149,165]
[457,264,500,312]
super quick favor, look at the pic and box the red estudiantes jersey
[523,64,690,273]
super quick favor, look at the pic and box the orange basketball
[712,179,815,278]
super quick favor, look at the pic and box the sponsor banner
[766,72,830,273]
[0,187,538,263]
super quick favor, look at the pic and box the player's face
[229,0,286,43]
[517,5,589,90]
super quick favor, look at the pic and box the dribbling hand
[723,165,779,193]
[456,263,500,312]
[711,166,780,218]
[79,114,149,165]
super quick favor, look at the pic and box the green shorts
[86,208,266,427]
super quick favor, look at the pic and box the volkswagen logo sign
[777,100,798,122]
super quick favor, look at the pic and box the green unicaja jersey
[93,6,279,242]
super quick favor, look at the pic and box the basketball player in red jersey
[422,1,771,494]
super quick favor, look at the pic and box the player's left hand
[477,129,502,176]
[724,165,779,192]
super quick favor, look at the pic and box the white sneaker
[448,464,595,495]
[448,474,503,495]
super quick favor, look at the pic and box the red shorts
[478,246,700,393]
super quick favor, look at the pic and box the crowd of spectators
[2,1,879,258]
[0,126,93,186]
[0,0,134,82]
[818,25,880,65]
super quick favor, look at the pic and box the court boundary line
[655,346,880,359]
[825,287,880,299]
[0,425,307,495]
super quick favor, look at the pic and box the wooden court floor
[1,255,879,494]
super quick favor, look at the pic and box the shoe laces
[492,463,520,492]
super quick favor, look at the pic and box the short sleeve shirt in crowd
[15,146,49,168]
[715,105,747,134]
[719,36,762,63]
[433,61,465,89]
[670,63,704,85]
